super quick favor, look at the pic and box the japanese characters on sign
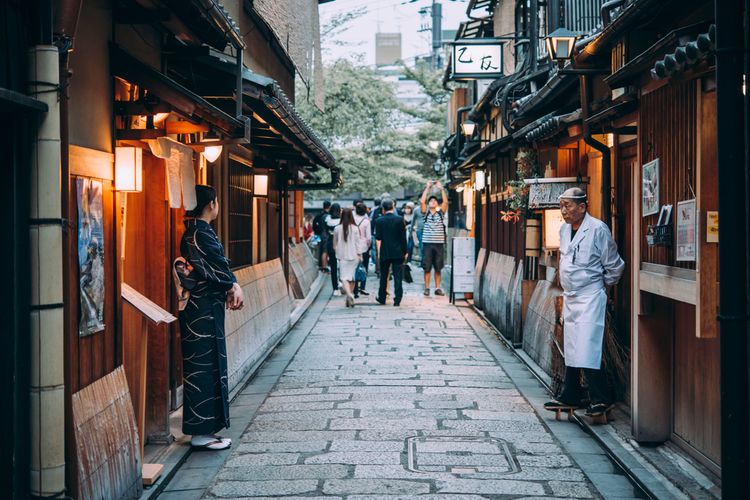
[451,39,505,80]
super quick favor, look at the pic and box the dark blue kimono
[179,219,236,435]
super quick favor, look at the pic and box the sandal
[191,435,232,451]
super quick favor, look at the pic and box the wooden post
[121,283,177,486]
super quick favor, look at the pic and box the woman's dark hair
[355,202,367,216]
[186,184,217,217]
[340,208,355,242]
[330,203,342,219]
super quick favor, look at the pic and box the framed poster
[642,159,660,217]
[76,178,106,336]
[676,199,697,262]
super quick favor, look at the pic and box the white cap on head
[559,187,587,201]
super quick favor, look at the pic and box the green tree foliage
[297,58,449,199]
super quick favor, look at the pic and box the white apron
[559,214,623,369]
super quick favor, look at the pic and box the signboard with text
[450,39,504,80]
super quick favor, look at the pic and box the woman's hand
[227,282,245,310]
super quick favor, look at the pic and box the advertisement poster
[642,159,660,217]
[77,178,106,336]
[676,199,697,262]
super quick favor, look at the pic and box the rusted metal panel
[473,247,488,310]
[521,280,564,379]
[224,258,292,393]
[288,242,319,299]
[72,366,142,500]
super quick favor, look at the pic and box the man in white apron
[544,187,625,417]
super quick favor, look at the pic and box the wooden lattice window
[228,158,253,268]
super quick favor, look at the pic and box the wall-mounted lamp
[115,146,143,192]
[254,174,269,197]
[461,119,476,137]
[201,132,223,163]
[546,28,581,66]
[474,170,486,191]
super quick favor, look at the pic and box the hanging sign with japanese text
[450,39,505,80]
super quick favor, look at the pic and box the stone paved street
[159,271,642,499]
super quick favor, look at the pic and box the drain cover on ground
[406,436,520,477]
[396,319,446,329]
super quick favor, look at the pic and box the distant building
[375,33,402,66]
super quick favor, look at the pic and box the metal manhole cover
[406,436,520,477]
[395,319,446,329]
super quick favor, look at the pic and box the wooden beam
[696,83,719,338]
[114,101,171,116]
[639,269,697,305]
[165,121,209,134]
[116,129,165,140]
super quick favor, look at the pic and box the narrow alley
[158,272,642,499]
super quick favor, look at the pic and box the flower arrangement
[500,148,539,223]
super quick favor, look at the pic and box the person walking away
[403,202,416,262]
[419,181,448,296]
[353,202,372,296]
[333,208,362,308]
[313,200,331,271]
[371,194,389,276]
[178,185,244,450]
[375,199,408,306]
[544,187,625,419]
[325,203,342,295]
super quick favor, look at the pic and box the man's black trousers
[378,259,403,304]
[558,366,613,406]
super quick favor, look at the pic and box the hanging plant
[500,148,539,223]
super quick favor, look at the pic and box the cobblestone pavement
[163,271,640,499]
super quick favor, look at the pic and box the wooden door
[120,152,173,442]
[615,141,636,363]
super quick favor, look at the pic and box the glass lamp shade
[254,174,269,197]
[115,146,143,192]
[546,28,580,61]
[461,119,476,137]
[202,142,223,163]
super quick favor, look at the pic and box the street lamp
[461,119,476,137]
[546,28,580,66]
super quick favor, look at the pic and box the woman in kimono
[179,185,244,450]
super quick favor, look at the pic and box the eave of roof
[575,0,664,64]
[513,69,578,120]
[194,55,335,170]
[604,22,709,88]
[111,45,246,138]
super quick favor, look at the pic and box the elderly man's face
[559,199,587,226]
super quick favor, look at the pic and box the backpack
[312,212,327,235]
[424,209,447,238]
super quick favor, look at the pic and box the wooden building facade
[3,1,334,498]
[442,0,729,491]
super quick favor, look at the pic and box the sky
[319,0,470,66]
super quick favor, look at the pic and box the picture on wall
[76,177,106,336]
[676,199,697,262]
[642,159,660,217]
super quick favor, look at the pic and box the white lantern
[254,174,269,197]
[474,170,486,191]
[115,146,143,192]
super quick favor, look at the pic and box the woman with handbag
[178,185,244,451]
[333,208,361,307]
[353,202,371,297]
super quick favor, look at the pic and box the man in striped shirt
[419,180,449,296]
